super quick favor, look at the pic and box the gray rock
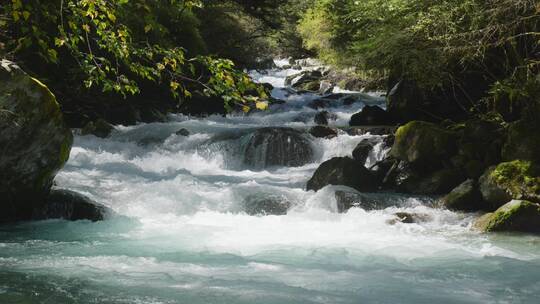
[309,126,337,139]
[307,157,378,192]
[441,179,486,211]
[0,60,73,222]
[176,128,190,136]
[33,189,109,222]
[352,139,374,164]
[479,166,513,209]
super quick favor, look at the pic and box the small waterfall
[241,127,314,170]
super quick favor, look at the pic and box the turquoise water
[1,62,540,303]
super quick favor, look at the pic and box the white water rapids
[1,60,540,303]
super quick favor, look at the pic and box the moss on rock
[391,121,457,167]
[490,160,540,203]
[474,200,540,233]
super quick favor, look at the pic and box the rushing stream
[1,60,540,303]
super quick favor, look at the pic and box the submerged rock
[242,194,291,216]
[441,179,486,211]
[474,200,540,233]
[243,127,313,169]
[33,189,109,221]
[0,60,73,222]
[334,190,388,212]
[309,126,337,139]
[176,128,190,136]
[349,105,393,126]
[81,118,115,138]
[307,157,378,192]
[387,212,431,225]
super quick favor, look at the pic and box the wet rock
[387,212,431,225]
[395,166,465,195]
[345,126,396,136]
[307,157,378,192]
[176,128,190,136]
[295,80,321,92]
[243,128,313,169]
[0,60,73,222]
[319,80,334,95]
[352,139,374,164]
[81,118,115,138]
[474,200,540,233]
[307,98,333,110]
[479,166,514,209]
[242,194,291,216]
[140,108,168,123]
[309,126,337,139]
[349,106,393,126]
[314,111,333,125]
[441,179,486,211]
[33,189,109,221]
[391,121,457,168]
[286,70,322,87]
[252,58,276,70]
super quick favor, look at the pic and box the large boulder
[0,60,73,222]
[479,161,540,209]
[502,120,540,163]
[349,106,393,126]
[474,200,540,233]
[33,189,109,221]
[441,179,486,211]
[392,163,464,195]
[391,121,457,168]
[307,157,378,192]
[243,128,313,169]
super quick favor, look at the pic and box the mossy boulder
[474,200,540,233]
[441,179,486,211]
[0,60,73,222]
[391,121,457,168]
[490,161,540,203]
[502,120,540,162]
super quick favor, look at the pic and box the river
[1,60,540,303]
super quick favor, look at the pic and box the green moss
[392,121,457,165]
[490,160,540,201]
[482,200,540,232]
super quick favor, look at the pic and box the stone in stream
[307,157,378,192]
[474,200,540,233]
[242,194,291,216]
[33,189,109,221]
[352,139,375,164]
[176,128,190,136]
[81,118,115,138]
[314,111,337,125]
[441,179,487,211]
[386,212,432,225]
[349,105,394,126]
[0,60,73,222]
[242,127,313,169]
[309,126,337,139]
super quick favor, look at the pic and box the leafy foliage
[1,0,268,112]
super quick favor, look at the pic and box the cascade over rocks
[0,60,73,222]
[33,189,109,221]
[349,105,393,126]
[314,111,337,125]
[243,127,313,169]
[307,157,378,192]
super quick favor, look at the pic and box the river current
[1,60,540,303]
